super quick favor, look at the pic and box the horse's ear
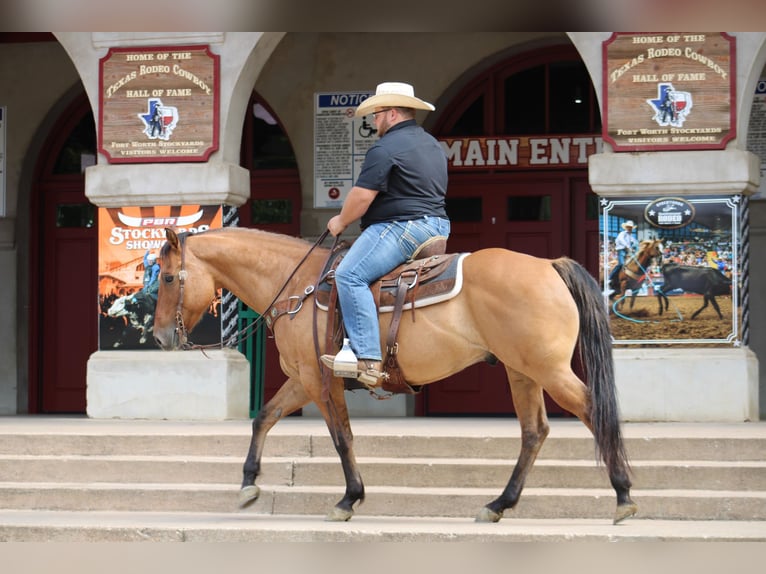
[165,228,180,250]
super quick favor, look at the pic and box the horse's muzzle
[153,326,181,351]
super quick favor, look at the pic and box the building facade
[1,32,764,420]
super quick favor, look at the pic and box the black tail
[551,257,630,475]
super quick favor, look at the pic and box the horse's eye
[163,274,174,284]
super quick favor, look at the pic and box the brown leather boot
[357,360,388,388]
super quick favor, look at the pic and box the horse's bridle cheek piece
[174,254,190,348]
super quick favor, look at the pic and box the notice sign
[99,45,219,163]
[603,33,735,151]
[314,91,374,208]
[746,79,766,198]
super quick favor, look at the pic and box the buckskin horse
[608,239,663,312]
[152,227,637,524]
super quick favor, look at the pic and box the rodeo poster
[601,195,741,346]
[98,205,223,350]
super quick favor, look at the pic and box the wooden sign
[603,33,735,151]
[99,45,219,163]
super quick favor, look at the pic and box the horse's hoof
[238,485,260,509]
[325,506,354,522]
[476,507,503,523]
[613,502,638,524]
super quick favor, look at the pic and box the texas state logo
[646,83,693,128]
[139,98,179,140]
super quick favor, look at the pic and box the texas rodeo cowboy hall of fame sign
[99,45,219,163]
[603,33,735,151]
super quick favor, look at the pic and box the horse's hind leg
[542,366,637,524]
[477,368,549,522]
[239,376,311,508]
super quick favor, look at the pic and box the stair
[0,416,764,541]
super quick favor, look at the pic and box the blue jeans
[335,216,451,360]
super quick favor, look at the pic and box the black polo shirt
[355,119,448,228]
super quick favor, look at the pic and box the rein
[173,229,330,351]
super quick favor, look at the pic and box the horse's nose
[153,331,173,350]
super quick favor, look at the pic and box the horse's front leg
[304,375,365,521]
[239,376,310,508]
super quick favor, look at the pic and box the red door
[40,191,98,412]
[419,173,598,416]
[30,95,97,413]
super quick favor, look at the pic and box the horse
[656,263,732,319]
[608,239,663,312]
[152,226,637,524]
[107,290,156,345]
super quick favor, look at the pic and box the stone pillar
[590,150,761,421]
[55,33,280,420]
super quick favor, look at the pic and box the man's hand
[327,215,347,237]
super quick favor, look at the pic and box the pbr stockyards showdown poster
[98,205,223,350]
[601,195,741,346]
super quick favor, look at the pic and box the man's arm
[327,186,378,236]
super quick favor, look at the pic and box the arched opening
[29,93,97,412]
[237,91,302,412]
[421,44,600,416]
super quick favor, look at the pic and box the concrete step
[2,417,765,460]
[2,455,765,491]
[1,510,764,542]
[1,481,764,521]
[2,431,764,461]
[1,417,765,541]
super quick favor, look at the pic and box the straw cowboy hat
[355,82,435,117]
[621,220,636,230]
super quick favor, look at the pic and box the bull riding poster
[601,195,741,346]
[98,205,223,350]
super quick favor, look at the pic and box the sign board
[99,45,219,163]
[97,205,222,350]
[314,91,374,208]
[603,33,735,151]
[440,135,602,169]
[0,107,5,216]
[601,195,740,346]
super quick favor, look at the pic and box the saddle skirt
[315,248,468,313]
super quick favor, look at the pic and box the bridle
[170,229,330,351]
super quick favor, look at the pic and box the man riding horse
[320,82,450,390]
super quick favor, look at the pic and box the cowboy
[320,82,450,389]
[142,250,160,301]
[615,220,639,266]
[607,220,639,294]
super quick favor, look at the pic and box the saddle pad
[316,252,469,314]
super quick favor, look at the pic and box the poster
[313,91,375,208]
[98,205,223,350]
[601,195,740,345]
